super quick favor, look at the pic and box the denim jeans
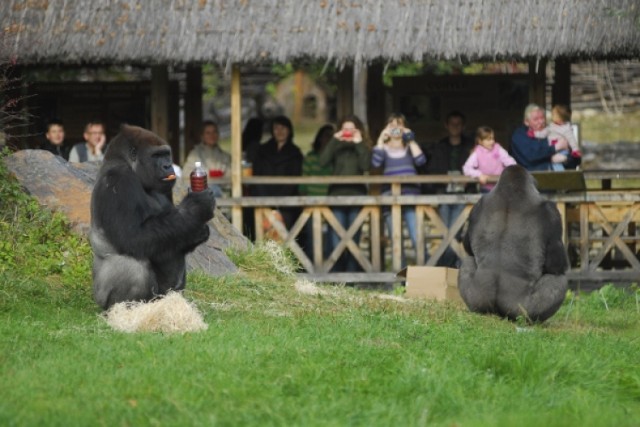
[329,206,362,272]
[437,203,465,267]
[383,206,418,266]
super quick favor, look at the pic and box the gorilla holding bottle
[459,165,569,322]
[90,125,215,310]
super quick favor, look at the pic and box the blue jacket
[510,125,556,171]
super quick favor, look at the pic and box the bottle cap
[195,161,202,168]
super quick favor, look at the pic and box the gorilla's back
[470,192,547,280]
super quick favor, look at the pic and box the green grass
[1,154,640,426]
[579,110,640,144]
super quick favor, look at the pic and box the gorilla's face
[134,145,176,191]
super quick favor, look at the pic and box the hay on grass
[294,279,328,296]
[104,291,207,333]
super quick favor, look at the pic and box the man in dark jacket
[40,119,70,161]
[421,111,475,267]
[511,104,569,171]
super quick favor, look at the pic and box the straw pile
[104,291,208,333]
[294,279,328,296]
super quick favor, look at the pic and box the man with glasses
[69,120,106,163]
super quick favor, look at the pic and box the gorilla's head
[494,165,538,196]
[105,125,176,191]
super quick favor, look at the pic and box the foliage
[202,64,223,104]
[381,60,524,86]
[0,152,92,285]
[266,61,338,97]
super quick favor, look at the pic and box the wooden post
[366,63,386,142]
[336,66,354,119]
[184,65,203,164]
[391,183,402,272]
[293,70,304,124]
[151,65,169,142]
[354,65,367,129]
[528,58,547,109]
[230,64,243,229]
[552,59,571,108]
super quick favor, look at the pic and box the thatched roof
[2,0,640,66]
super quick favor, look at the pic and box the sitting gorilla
[459,165,568,322]
[90,125,215,310]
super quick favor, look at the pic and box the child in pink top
[463,126,516,193]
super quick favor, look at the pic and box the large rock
[3,149,247,276]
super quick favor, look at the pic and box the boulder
[3,149,247,276]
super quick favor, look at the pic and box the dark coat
[510,125,555,171]
[252,138,303,197]
[40,140,71,161]
[420,135,475,194]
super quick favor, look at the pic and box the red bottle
[190,161,208,192]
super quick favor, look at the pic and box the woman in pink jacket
[463,126,517,193]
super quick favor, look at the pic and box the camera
[389,128,402,138]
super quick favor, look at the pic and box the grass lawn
[1,157,640,427]
[578,110,640,144]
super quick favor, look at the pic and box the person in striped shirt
[372,113,427,266]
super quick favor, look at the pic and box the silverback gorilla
[459,165,568,322]
[90,125,215,310]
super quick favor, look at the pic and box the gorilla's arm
[463,198,484,256]
[542,202,569,275]
[92,164,214,259]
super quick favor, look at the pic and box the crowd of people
[37,102,580,272]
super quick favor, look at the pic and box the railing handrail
[211,169,640,185]
[216,192,640,207]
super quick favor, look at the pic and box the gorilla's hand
[184,224,211,253]
[180,188,216,223]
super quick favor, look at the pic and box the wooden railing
[214,171,640,285]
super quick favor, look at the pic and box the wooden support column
[366,63,386,141]
[390,183,402,272]
[230,64,243,229]
[184,65,203,164]
[552,59,571,107]
[293,70,304,124]
[151,65,169,142]
[354,65,368,129]
[336,66,354,119]
[528,58,547,109]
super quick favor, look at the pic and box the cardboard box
[397,266,462,303]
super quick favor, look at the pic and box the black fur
[459,165,569,322]
[90,125,215,310]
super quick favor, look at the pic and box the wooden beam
[293,70,304,124]
[528,58,547,109]
[552,59,571,107]
[184,65,203,164]
[336,66,354,119]
[354,66,367,129]
[366,63,386,141]
[230,64,243,229]
[151,65,169,141]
